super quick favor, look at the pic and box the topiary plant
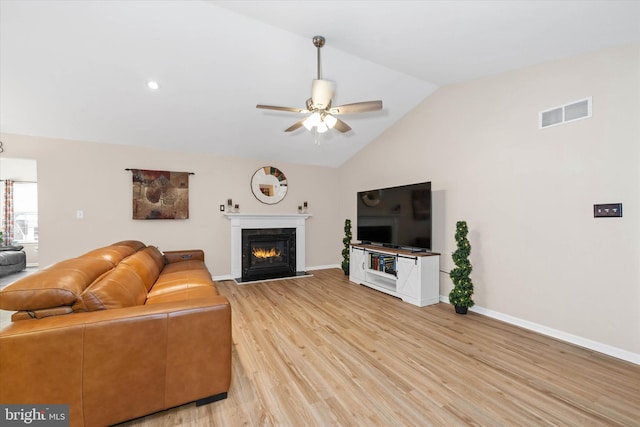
[448,221,474,313]
[341,219,352,275]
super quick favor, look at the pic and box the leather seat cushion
[145,284,218,305]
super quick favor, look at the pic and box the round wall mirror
[250,166,288,204]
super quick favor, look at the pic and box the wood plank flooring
[118,268,639,426]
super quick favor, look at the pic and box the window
[1,181,38,243]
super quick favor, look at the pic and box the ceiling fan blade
[333,117,352,133]
[329,100,383,115]
[285,119,306,132]
[256,104,307,114]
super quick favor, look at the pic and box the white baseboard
[439,295,640,365]
[306,264,340,271]
[212,274,234,282]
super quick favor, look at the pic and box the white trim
[307,264,340,271]
[439,295,639,365]
[212,274,234,282]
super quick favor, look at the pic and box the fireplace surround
[226,213,311,283]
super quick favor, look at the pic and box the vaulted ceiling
[1,1,639,167]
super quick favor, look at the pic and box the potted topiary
[448,221,474,314]
[341,219,352,275]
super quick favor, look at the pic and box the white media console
[349,244,440,307]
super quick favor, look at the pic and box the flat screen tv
[357,181,431,251]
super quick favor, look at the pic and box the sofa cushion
[109,240,147,252]
[81,245,137,266]
[145,285,218,305]
[161,259,208,275]
[0,257,115,311]
[0,251,26,266]
[120,247,165,292]
[11,306,74,321]
[73,263,148,312]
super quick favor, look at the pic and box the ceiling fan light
[302,118,314,131]
[324,114,337,129]
[303,112,321,130]
[316,121,329,133]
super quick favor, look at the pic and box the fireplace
[242,228,296,282]
[226,213,311,283]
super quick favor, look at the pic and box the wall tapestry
[128,169,191,220]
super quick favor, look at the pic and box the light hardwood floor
[118,268,636,426]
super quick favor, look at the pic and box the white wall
[339,44,640,358]
[0,157,37,181]
[0,135,344,276]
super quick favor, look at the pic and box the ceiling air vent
[539,97,592,129]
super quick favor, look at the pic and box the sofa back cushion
[81,243,140,266]
[109,240,147,252]
[120,246,165,292]
[73,263,148,312]
[0,257,115,311]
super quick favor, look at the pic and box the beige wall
[1,44,638,360]
[0,135,344,276]
[339,44,640,357]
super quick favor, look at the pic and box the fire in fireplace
[252,246,281,259]
[241,228,296,282]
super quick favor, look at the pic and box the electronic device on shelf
[356,181,432,251]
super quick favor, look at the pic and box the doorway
[0,157,38,267]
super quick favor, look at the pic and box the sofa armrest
[163,249,204,263]
[0,296,231,427]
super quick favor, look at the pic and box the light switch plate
[594,203,622,218]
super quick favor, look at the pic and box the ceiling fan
[257,35,383,135]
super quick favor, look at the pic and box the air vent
[539,97,592,129]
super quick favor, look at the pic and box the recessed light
[147,81,159,90]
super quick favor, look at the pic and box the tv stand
[349,244,440,307]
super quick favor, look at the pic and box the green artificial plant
[341,219,352,275]
[448,221,474,311]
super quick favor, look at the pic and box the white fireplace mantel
[225,213,311,281]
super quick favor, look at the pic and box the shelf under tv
[349,244,440,307]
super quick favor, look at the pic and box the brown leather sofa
[0,240,231,427]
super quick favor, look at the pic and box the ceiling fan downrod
[313,35,325,80]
